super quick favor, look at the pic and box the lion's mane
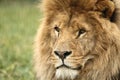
[34,0,120,80]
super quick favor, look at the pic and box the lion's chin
[55,67,79,80]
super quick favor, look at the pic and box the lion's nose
[54,51,72,59]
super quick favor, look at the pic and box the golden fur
[34,0,120,80]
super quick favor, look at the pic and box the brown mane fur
[34,0,120,80]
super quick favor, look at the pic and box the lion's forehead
[53,13,93,31]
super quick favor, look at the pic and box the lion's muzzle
[53,50,82,70]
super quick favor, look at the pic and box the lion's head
[34,0,120,80]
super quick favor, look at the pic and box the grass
[0,1,41,80]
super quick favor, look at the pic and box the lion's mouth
[56,64,82,70]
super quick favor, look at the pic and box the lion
[34,0,120,80]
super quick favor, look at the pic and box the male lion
[34,0,120,80]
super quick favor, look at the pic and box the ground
[0,1,41,80]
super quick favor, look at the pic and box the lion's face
[49,12,102,79]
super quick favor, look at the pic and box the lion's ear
[94,0,115,18]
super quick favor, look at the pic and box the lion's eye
[54,26,60,37]
[54,26,60,32]
[79,28,86,34]
[76,28,86,38]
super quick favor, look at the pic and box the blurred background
[0,0,42,80]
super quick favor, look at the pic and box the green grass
[0,1,41,80]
